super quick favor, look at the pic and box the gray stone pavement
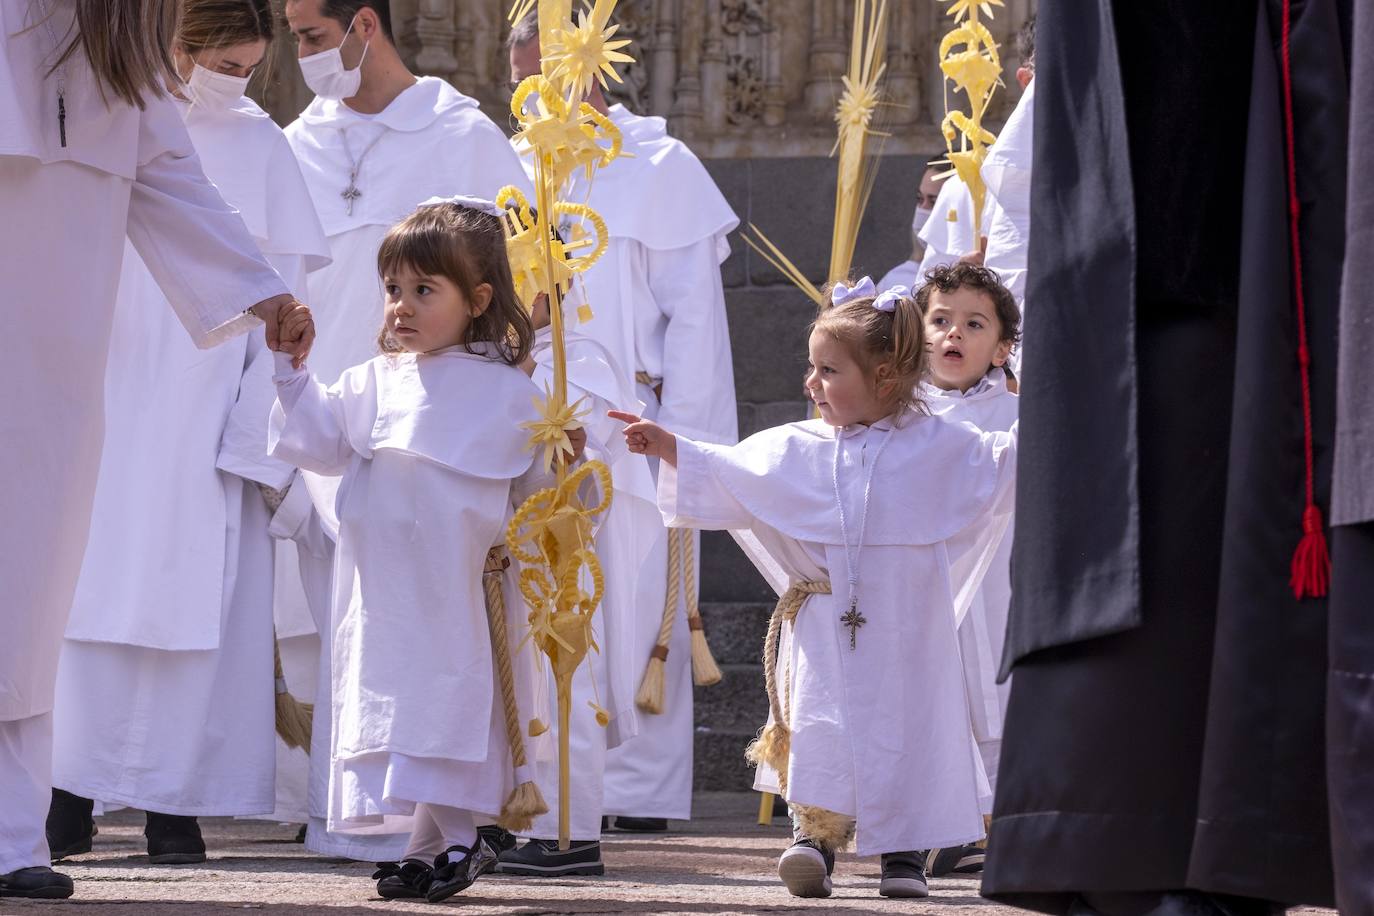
[4,793,1334,916]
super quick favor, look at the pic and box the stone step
[693,724,767,793]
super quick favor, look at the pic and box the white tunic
[981,80,1035,374]
[921,373,1019,799]
[48,93,329,815]
[269,348,547,830]
[916,175,993,280]
[658,411,1017,855]
[525,327,658,839]
[0,0,287,725]
[534,104,737,818]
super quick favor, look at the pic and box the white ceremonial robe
[657,410,1017,856]
[917,176,994,279]
[542,104,738,820]
[980,80,1035,375]
[0,0,286,873]
[524,327,658,840]
[51,94,329,816]
[878,259,921,292]
[285,77,529,854]
[921,373,1019,802]
[268,348,548,834]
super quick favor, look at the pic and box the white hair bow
[417,195,505,218]
[873,285,910,313]
[830,276,877,305]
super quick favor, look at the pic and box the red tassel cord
[1278,0,1330,599]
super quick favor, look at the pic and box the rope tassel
[484,548,550,832]
[682,529,722,687]
[1278,0,1330,600]
[273,631,314,751]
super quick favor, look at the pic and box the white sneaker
[778,839,834,898]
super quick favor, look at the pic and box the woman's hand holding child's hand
[275,301,316,369]
[609,410,678,468]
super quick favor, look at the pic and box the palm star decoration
[521,384,590,473]
[542,0,634,104]
[941,0,1003,22]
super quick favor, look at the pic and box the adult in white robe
[50,89,329,829]
[569,104,739,824]
[916,175,993,279]
[656,409,1017,856]
[0,1,298,891]
[500,324,657,864]
[267,346,549,849]
[920,373,1019,799]
[980,78,1035,377]
[285,72,530,860]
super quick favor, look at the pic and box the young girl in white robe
[916,262,1022,878]
[613,279,1017,901]
[269,199,568,904]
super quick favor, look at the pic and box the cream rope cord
[746,578,853,849]
[483,546,549,831]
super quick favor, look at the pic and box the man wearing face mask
[281,0,531,863]
[878,160,944,292]
[44,0,332,868]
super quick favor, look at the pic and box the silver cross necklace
[339,126,384,216]
[832,422,894,649]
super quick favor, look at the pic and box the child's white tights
[402,804,477,861]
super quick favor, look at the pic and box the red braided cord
[1279,0,1330,599]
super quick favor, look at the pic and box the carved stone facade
[256,0,1036,158]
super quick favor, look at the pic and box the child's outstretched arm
[609,410,678,467]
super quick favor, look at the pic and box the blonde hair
[811,283,928,414]
[376,203,534,366]
[48,1,180,110]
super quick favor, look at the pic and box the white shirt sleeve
[126,98,288,349]
[268,353,355,476]
[646,235,739,445]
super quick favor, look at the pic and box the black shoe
[612,816,667,832]
[426,840,497,903]
[601,816,609,832]
[496,838,604,877]
[372,859,433,899]
[294,824,307,844]
[47,788,96,860]
[926,843,984,877]
[777,837,834,898]
[0,866,74,899]
[477,824,517,855]
[880,850,929,898]
[144,812,207,864]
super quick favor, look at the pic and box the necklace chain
[832,423,894,649]
[339,126,385,215]
[39,1,68,147]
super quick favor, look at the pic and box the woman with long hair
[0,0,312,899]
[45,0,331,868]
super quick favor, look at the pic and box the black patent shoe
[144,812,207,864]
[426,840,497,903]
[926,843,985,876]
[0,866,74,899]
[496,838,605,877]
[477,824,517,855]
[372,859,433,899]
[47,788,96,860]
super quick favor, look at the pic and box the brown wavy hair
[376,202,534,366]
[811,282,929,415]
[914,262,1022,348]
[177,0,274,55]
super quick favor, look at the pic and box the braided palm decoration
[501,0,632,850]
[936,0,1004,241]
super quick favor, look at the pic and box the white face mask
[299,14,370,101]
[912,205,935,233]
[184,62,249,111]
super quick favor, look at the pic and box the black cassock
[982,0,1364,912]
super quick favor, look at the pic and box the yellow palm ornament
[936,0,1004,240]
[742,0,892,304]
[501,0,633,851]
